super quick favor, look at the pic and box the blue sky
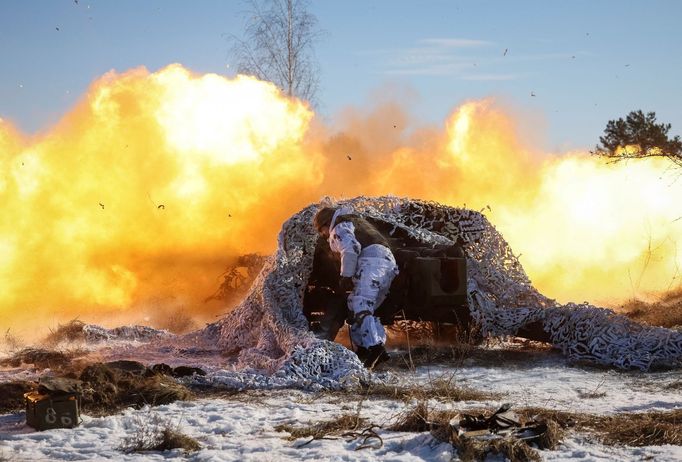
[1,0,681,151]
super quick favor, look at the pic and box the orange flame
[1,64,680,339]
[0,65,324,337]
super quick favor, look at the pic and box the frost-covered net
[194,196,682,388]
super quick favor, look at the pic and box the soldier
[313,206,399,367]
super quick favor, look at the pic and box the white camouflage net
[196,196,682,389]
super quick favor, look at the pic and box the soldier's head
[313,206,336,238]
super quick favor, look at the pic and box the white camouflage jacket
[328,221,362,277]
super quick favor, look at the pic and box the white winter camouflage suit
[328,212,399,348]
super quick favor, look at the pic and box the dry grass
[454,436,541,462]
[358,375,500,403]
[387,322,483,369]
[387,401,432,432]
[387,401,563,462]
[576,391,607,399]
[151,308,198,334]
[0,347,88,370]
[596,411,682,446]
[119,414,200,453]
[0,381,34,413]
[79,363,192,416]
[384,341,558,373]
[617,287,682,329]
[0,359,195,416]
[275,413,367,441]
[520,407,682,447]
[2,328,24,352]
[43,320,87,346]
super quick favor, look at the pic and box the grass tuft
[119,414,200,453]
[454,436,541,462]
[387,401,432,432]
[359,375,499,403]
[79,363,192,416]
[0,347,88,370]
[275,413,367,441]
[520,407,682,447]
[43,320,87,346]
[617,287,682,329]
[2,329,24,353]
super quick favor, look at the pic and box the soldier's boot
[363,343,390,368]
[355,346,369,363]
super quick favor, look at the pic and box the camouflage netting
[190,196,682,388]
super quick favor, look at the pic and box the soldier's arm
[329,222,361,277]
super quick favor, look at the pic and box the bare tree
[231,0,322,104]
[593,110,682,167]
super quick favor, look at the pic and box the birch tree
[232,0,322,103]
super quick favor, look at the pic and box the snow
[1,344,681,461]
[410,356,682,414]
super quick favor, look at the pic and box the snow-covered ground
[1,345,681,461]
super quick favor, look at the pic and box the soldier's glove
[339,276,354,293]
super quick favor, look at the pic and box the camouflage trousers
[347,244,399,348]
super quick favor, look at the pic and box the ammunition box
[24,391,81,431]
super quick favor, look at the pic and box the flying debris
[503,48,508,56]
[55,27,60,31]
[347,155,352,160]
[99,203,104,209]
[157,204,165,210]
[530,92,536,97]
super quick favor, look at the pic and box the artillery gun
[303,216,551,344]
